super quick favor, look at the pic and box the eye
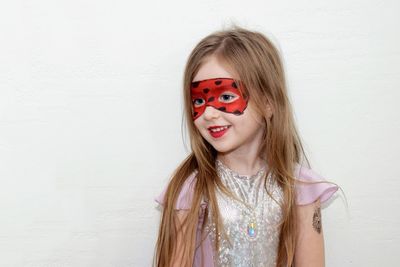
[219,93,238,103]
[193,98,205,107]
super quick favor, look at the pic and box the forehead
[192,56,239,82]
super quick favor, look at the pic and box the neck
[216,153,266,177]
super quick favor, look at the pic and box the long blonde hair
[154,25,336,267]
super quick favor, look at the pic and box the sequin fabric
[205,159,284,267]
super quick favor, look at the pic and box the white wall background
[0,0,399,266]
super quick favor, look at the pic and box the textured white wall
[0,0,399,266]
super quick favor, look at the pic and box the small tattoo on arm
[312,205,322,234]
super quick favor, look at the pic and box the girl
[154,26,340,267]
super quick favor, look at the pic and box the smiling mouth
[208,125,231,132]
[208,125,231,138]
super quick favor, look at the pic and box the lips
[208,125,231,138]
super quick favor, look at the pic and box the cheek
[193,121,200,132]
[243,103,263,124]
[230,110,261,133]
[229,109,249,124]
[193,119,205,133]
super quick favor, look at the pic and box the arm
[294,198,325,267]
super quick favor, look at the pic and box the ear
[266,103,273,119]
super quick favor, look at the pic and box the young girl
[154,26,340,267]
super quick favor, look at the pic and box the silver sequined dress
[205,159,284,267]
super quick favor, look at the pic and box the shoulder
[294,163,339,206]
[155,169,206,210]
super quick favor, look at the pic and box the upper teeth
[210,126,229,132]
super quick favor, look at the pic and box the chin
[211,143,236,154]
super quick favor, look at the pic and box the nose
[203,105,220,120]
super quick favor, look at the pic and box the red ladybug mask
[190,77,249,121]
